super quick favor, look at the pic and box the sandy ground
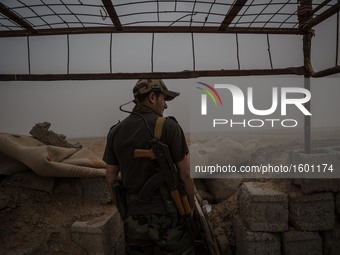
[0,187,112,255]
[0,128,339,254]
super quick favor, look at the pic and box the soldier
[103,79,195,254]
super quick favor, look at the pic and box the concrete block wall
[282,229,322,255]
[234,181,340,255]
[238,182,289,232]
[71,207,125,255]
[289,191,334,231]
[54,177,125,255]
[234,215,281,255]
[293,179,340,194]
[54,177,109,200]
[321,221,340,255]
[336,193,340,218]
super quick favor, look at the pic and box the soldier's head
[133,79,180,116]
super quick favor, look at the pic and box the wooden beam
[101,0,123,31]
[299,0,313,154]
[0,3,36,34]
[311,65,340,77]
[301,3,340,31]
[309,0,333,17]
[219,0,247,31]
[304,77,311,154]
[0,67,305,81]
[0,26,302,38]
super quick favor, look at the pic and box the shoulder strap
[154,117,166,139]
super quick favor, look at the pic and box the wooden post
[304,77,311,154]
[299,0,313,154]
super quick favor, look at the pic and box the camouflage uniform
[125,214,194,254]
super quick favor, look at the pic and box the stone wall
[234,180,340,255]
[54,177,125,255]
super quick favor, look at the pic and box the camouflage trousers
[124,214,194,255]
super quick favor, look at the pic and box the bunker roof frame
[0,0,339,80]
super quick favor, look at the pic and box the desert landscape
[0,127,339,254]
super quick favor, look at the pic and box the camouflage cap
[133,79,180,101]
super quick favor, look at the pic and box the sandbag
[190,136,258,201]
[190,136,258,167]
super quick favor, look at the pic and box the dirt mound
[0,184,111,255]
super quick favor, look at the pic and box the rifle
[134,138,218,255]
[134,137,192,218]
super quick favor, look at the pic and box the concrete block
[238,182,289,232]
[293,179,340,194]
[71,207,125,255]
[282,229,322,255]
[289,191,334,231]
[233,215,281,255]
[321,221,340,255]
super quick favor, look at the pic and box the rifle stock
[180,193,192,215]
[134,148,156,160]
[170,190,186,216]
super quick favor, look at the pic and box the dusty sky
[0,14,339,138]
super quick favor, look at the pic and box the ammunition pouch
[111,180,127,220]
